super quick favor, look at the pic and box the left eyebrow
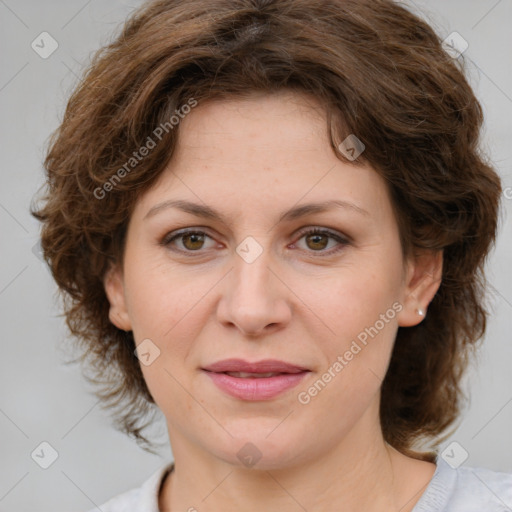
[143,198,370,223]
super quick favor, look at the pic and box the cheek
[309,260,402,342]
[302,257,403,395]
[122,246,196,337]
[121,254,213,393]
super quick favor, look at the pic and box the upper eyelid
[164,225,345,239]
[163,226,349,250]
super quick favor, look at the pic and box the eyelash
[161,227,350,257]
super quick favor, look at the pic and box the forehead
[132,91,394,227]
[177,91,329,158]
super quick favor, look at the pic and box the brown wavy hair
[31,0,502,459]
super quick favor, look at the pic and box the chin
[211,426,308,471]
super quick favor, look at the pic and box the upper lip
[202,358,310,374]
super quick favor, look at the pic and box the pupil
[185,234,203,249]
[308,233,327,250]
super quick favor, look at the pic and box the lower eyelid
[163,231,216,250]
[162,229,349,254]
[292,231,349,253]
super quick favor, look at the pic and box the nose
[216,245,292,338]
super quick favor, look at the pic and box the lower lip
[203,371,310,400]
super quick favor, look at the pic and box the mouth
[201,358,310,374]
[201,359,311,400]
[217,371,294,378]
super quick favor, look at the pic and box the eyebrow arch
[143,198,369,224]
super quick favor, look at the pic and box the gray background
[0,0,511,510]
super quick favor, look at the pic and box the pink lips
[201,358,310,401]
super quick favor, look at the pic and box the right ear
[103,263,132,331]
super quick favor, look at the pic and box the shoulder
[84,462,174,512]
[449,464,512,509]
[414,457,512,511]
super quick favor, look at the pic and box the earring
[416,308,425,317]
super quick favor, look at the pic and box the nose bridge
[218,234,291,336]
[232,234,275,304]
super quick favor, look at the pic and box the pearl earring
[416,308,425,317]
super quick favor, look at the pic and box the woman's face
[105,90,440,469]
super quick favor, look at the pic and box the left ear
[397,248,443,327]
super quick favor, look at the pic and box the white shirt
[87,456,512,511]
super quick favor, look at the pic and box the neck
[159,406,435,512]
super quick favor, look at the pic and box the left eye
[162,228,348,255]
[293,228,348,254]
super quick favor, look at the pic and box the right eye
[161,229,218,254]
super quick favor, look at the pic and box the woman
[31,0,512,510]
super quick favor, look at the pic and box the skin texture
[104,90,442,511]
